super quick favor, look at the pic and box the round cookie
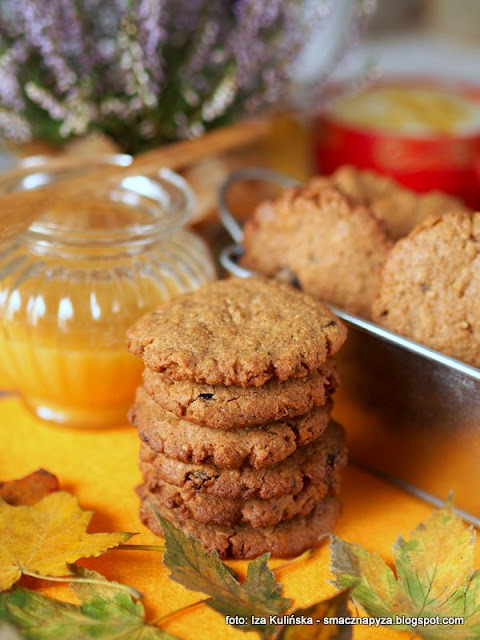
[138,487,341,559]
[372,211,480,368]
[127,277,347,386]
[130,386,331,470]
[241,180,393,318]
[142,358,339,429]
[139,420,347,499]
[332,165,467,240]
[140,472,337,528]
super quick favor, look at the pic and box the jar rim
[0,155,194,247]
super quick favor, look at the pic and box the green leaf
[156,511,291,635]
[276,590,352,639]
[330,501,480,638]
[0,568,177,640]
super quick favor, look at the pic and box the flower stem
[21,570,142,599]
[114,543,165,552]
[150,598,210,625]
[273,549,312,574]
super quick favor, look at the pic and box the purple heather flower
[0,0,374,151]
[230,0,284,86]
[133,0,166,87]
[12,0,79,94]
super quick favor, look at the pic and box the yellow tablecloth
[0,396,471,640]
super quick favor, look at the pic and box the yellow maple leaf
[331,500,480,638]
[0,491,134,591]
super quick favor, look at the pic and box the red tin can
[314,80,480,209]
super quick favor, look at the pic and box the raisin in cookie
[130,386,331,470]
[142,358,338,429]
[140,472,338,528]
[241,180,393,318]
[139,419,346,499]
[138,485,341,559]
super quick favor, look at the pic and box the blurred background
[320,0,480,84]
[0,0,479,209]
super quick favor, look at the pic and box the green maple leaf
[330,500,480,639]
[277,590,352,639]
[156,512,291,635]
[0,568,177,639]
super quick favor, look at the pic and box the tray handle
[218,166,300,244]
[219,244,255,278]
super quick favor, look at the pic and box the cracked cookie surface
[139,472,338,528]
[332,165,467,240]
[373,211,480,367]
[130,386,331,469]
[142,358,338,429]
[138,485,340,559]
[127,276,346,386]
[139,419,346,499]
[241,181,393,318]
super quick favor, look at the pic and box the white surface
[336,28,480,85]
[293,0,355,83]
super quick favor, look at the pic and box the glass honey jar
[0,156,216,427]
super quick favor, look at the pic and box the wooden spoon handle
[0,119,270,243]
[126,119,270,179]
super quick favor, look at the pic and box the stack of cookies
[127,277,348,559]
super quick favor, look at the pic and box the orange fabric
[1,396,471,640]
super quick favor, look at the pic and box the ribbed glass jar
[0,156,216,427]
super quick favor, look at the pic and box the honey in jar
[0,157,216,427]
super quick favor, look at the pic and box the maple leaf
[0,470,59,506]
[156,511,291,635]
[0,568,177,639]
[276,590,352,639]
[330,501,480,639]
[0,491,134,591]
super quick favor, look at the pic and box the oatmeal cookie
[127,277,346,386]
[142,358,339,429]
[333,165,467,240]
[373,211,480,367]
[139,471,338,528]
[138,485,341,559]
[130,386,331,469]
[241,180,393,317]
[139,419,346,499]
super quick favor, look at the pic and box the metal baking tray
[218,168,480,527]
